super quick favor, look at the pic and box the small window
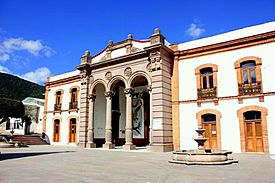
[241,61,256,84]
[202,114,216,122]
[244,111,261,120]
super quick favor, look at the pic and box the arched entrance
[201,114,217,150]
[92,83,107,147]
[196,109,222,150]
[237,105,269,152]
[110,80,126,146]
[69,118,77,143]
[243,111,263,152]
[53,119,60,142]
[130,75,150,146]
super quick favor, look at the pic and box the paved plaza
[1,145,275,183]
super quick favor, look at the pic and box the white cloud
[185,23,205,39]
[0,65,11,73]
[0,38,55,62]
[21,67,51,84]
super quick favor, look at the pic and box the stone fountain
[169,126,238,165]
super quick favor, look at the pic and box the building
[44,21,275,153]
[0,97,44,135]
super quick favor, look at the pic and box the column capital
[124,88,134,96]
[88,93,96,102]
[147,85,152,92]
[104,91,115,99]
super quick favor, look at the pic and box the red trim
[91,46,108,58]
[132,39,150,43]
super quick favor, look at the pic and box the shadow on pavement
[0,151,75,161]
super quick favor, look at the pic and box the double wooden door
[202,121,218,150]
[69,119,77,143]
[245,120,263,152]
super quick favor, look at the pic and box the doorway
[69,118,77,143]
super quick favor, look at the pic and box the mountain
[0,72,45,101]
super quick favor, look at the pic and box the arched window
[235,57,262,96]
[53,119,60,142]
[195,64,218,100]
[54,90,63,111]
[69,87,79,110]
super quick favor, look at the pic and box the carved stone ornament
[124,67,132,77]
[104,91,115,99]
[105,71,112,80]
[150,51,162,71]
[146,63,152,72]
[147,85,152,92]
[87,93,96,102]
[124,88,134,96]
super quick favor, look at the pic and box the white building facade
[174,22,275,153]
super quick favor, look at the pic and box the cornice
[46,75,81,88]
[176,30,275,59]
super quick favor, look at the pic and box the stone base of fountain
[169,126,238,165]
[169,149,238,165]
[0,142,15,148]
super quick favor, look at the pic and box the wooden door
[245,120,263,152]
[202,122,218,150]
[69,119,77,143]
[53,120,60,142]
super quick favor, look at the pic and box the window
[241,61,256,84]
[54,90,63,111]
[69,87,79,110]
[200,68,214,89]
[195,64,218,100]
[235,57,262,96]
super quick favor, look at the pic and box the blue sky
[0,0,274,85]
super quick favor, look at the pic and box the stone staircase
[12,135,49,145]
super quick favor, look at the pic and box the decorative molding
[146,63,152,72]
[175,92,275,104]
[87,93,96,102]
[104,91,115,99]
[124,88,134,96]
[149,51,161,71]
[105,71,112,80]
[124,67,132,77]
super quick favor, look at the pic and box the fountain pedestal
[169,126,238,165]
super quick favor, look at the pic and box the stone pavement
[0,145,275,183]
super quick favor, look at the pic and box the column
[123,88,136,150]
[86,94,96,148]
[146,85,152,150]
[103,91,115,149]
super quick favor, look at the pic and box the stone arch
[90,79,107,94]
[234,56,262,69]
[195,63,218,75]
[128,71,152,87]
[107,75,128,91]
[237,105,269,152]
[196,109,222,150]
[69,85,80,92]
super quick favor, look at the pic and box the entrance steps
[12,135,49,145]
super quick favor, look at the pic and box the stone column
[146,85,152,148]
[123,88,136,150]
[103,91,115,149]
[87,94,96,148]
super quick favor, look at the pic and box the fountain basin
[169,150,238,165]
[0,142,15,148]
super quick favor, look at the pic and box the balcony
[69,102,78,110]
[54,104,62,111]
[238,81,262,96]
[197,87,217,100]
